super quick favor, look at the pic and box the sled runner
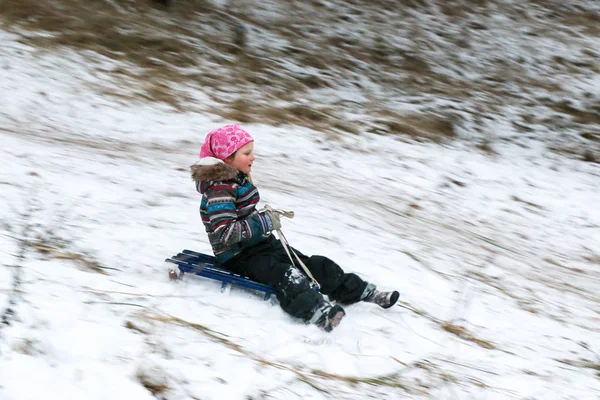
[165,249,276,301]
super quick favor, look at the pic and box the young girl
[191,124,399,332]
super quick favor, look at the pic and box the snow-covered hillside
[1,1,599,399]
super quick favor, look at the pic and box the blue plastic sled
[165,249,276,301]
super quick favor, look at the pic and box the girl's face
[226,142,255,175]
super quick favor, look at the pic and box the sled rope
[263,205,321,290]
[277,228,320,290]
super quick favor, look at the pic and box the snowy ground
[1,22,600,400]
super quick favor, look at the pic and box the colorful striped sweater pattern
[191,159,274,263]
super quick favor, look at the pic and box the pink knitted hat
[199,124,254,160]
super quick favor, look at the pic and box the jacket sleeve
[203,183,274,248]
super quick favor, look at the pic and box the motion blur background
[0,1,599,399]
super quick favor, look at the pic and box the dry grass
[125,320,150,334]
[139,311,426,394]
[210,99,362,135]
[556,358,600,377]
[12,338,44,356]
[31,244,116,274]
[548,143,600,164]
[550,102,600,126]
[0,0,458,140]
[136,369,170,396]
[441,322,496,350]
[440,0,490,18]
[552,9,600,36]
[369,110,457,143]
[1,0,598,151]
[476,137,497,155]
[580,132,600,143]
[582,149,598,163]
[0,0,204,109]
[0,0,196,65]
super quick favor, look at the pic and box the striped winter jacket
[191,158,274,263]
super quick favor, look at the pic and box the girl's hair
[225,150,253,183]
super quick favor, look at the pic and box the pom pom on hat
[199,124,254,160]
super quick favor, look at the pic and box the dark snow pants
[223,235,368,321]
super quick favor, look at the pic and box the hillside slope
[1,1,599,399]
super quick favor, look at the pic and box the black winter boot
[310,303,346,332]
[361,284,399,309]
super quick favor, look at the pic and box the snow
[1,6,600,400]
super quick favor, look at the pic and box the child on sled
[191,124,399,332]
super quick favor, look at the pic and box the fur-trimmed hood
[191,157,240,182]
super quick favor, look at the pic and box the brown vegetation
[1,0,598,154]
[441,322,496,350]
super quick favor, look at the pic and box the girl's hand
[259,205,295,231]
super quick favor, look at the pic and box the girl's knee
[283,266,309,286]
